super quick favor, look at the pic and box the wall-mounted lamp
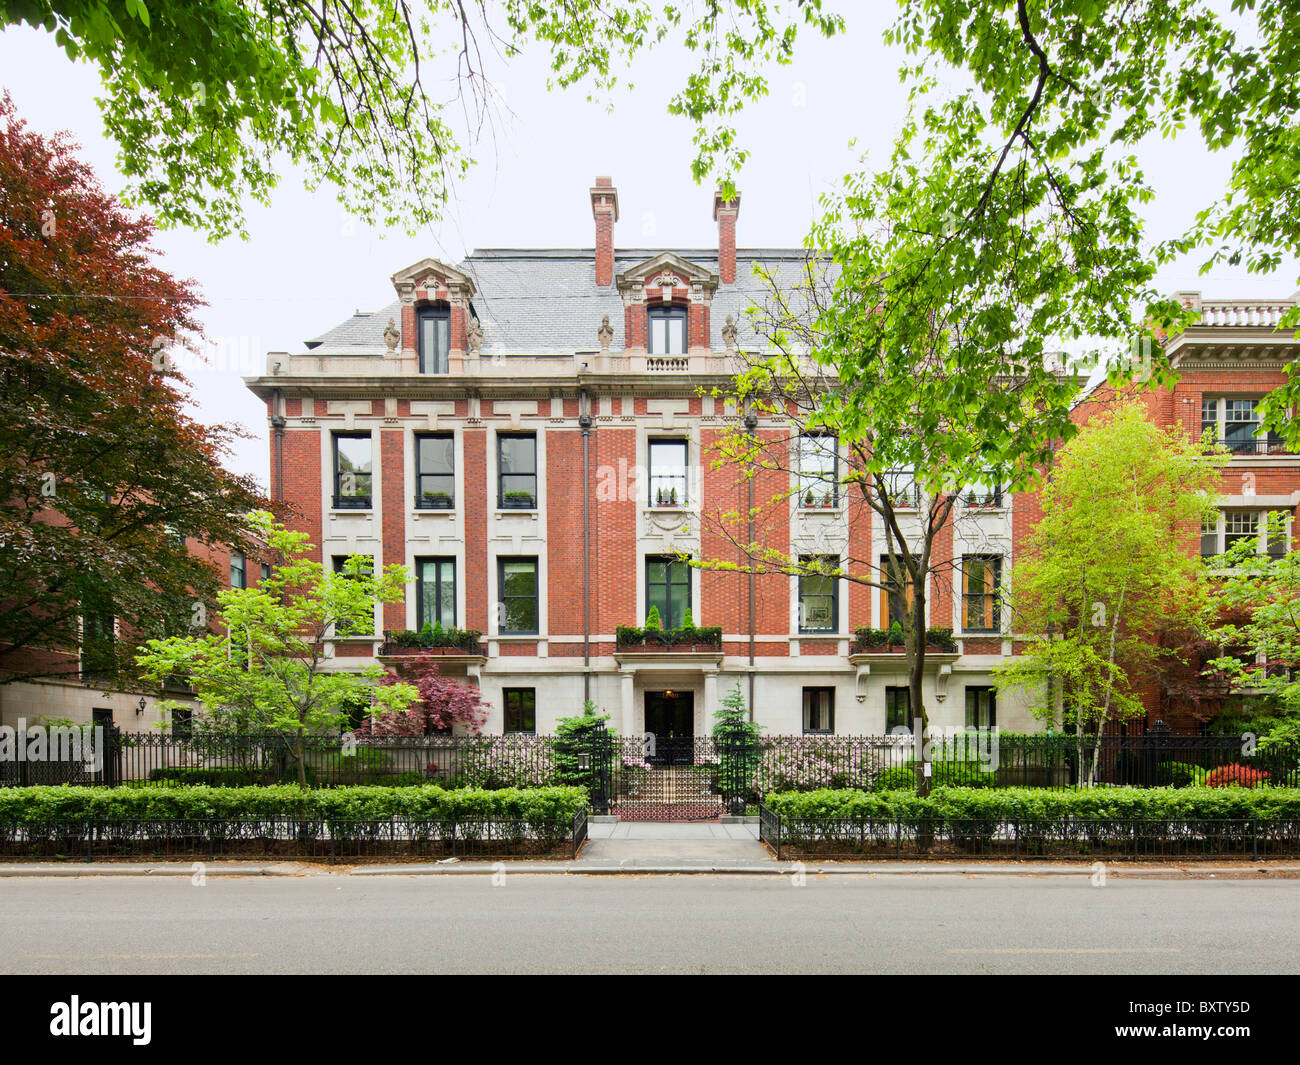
[136,696,147,716]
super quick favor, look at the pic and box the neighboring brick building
[1071,291,1300,729]
[0,537,260,730]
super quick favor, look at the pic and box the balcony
[1209,435,1292,457]
[848,627,959,655]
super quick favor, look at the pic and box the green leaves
[5,0,842,240]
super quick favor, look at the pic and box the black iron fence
[2,728,1295,797]
[758,806,1300,861]
[0,810,587,862]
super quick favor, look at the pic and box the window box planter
[615,625,723,652]
[800,491,837,509]
[416,491,454,510]
[380,628,484,656]
[501,492,536,510]
[849,626,958,655]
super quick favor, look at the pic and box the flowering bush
[459,738,558,789]
[1205,763,1270,788]
[752,742,882,794]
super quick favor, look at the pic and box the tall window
[415,433,455,509]
[798,434,838,508]
[882,554,917,628]
[885,686,911,732]
[647,556,691,629]
[962,555,1001,632]
[498,434,537,509]
[881,466,920,509]
[230,551,246,590]
[503,688,536,734]
[649,439,688,506]
[798,556,838,633]
[965,686,997,729]
[498,557,539,634]
[962,473,1003,508]
[647,305,687,355]
[81,605,116,678]
[1201,396,1284,455]
[802,687,835,734]
[1204,511,1289,559]
[416,557,456,629]
[171,706,194,739]
[418,304,450,374]
[332,555,374,636]
[333,433,373,509]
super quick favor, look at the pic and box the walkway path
[578,819,771,869]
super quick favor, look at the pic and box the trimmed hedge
[764,786,1300,821]
[0,785,589,824]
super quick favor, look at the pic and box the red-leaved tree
[358,659,489,736]
[0,93,271,690]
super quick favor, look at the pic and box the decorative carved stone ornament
[383,318,400,352]
[467,316,484,355]
[598,314,615,353]
[721,314,738,352]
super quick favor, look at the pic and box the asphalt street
[0,873,1295,974]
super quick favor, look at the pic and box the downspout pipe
[579,391,593,705]
[270,388,286,503]
[743,404,758,722]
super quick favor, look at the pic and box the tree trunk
[911,584,930,797]
[1088,584,1127,788]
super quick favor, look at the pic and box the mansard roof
[303,247,813,356]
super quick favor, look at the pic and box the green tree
[554,699,615,796]
[1204,520,1300,750]
[2,0,842,240]
[995,401,1220,785]
[885,0,1300,443]
[713,683,759,811]
[135,512,416,786]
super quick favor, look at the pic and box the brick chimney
[714,187,741,285]
[590,176,619,287]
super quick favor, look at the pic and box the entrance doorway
[644,690,695,766]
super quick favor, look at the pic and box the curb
[2,861,1293,878]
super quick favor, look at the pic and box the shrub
[763,785,1300,821]
[645,606,662,630]
[1205,764,1270,788]
[1159,761,1209,788]
[0,784,589,824]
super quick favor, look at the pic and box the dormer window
[648,305,687,355]
[418,304,450,374]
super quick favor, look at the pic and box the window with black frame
[646,556,691,629]
[498,557,539,634]
[503,688,537,734]
[962,473,1003,508]
[797,434,838,508]
[649,438,688,506]
[885,686,911,732]
[962,555,1001,632]
[498,434,537,509]
[802,687,835,734]
[798,556,837,633]
[332,555,374,636]
[415,433,455,509]
[647,305,687,355]
[81,604,116,678]
[230,551,246,589]
[416,557,456,630]
[418,304,450,374]
[332,433,373,509]
[965,686,996,729]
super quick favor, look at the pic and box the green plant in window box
[503,490,535,508]
[421,490,452,508]
[645,606,662,631]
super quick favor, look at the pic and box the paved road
[1,874,1296,974]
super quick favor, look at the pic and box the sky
[2,6,1297,489]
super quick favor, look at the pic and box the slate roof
[303,248,815,356]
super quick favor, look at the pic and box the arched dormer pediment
[615,252,719,304]
[391,258,477,304]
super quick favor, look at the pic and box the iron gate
[583,726,756,822]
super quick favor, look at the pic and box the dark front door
[644,691,694,766]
